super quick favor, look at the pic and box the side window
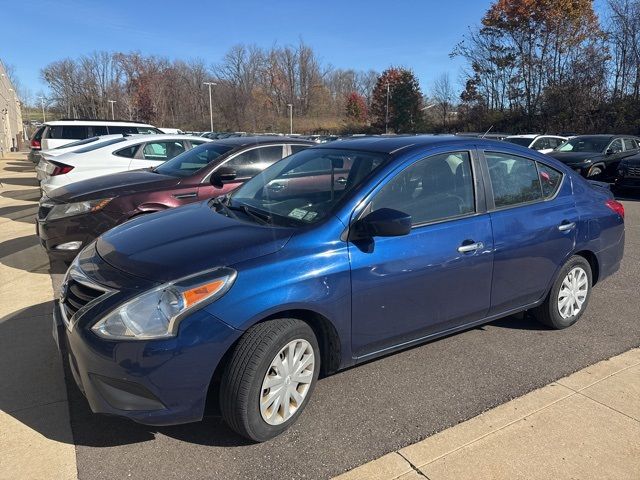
[531,138,547,151]
[537,163,563,198]
[225,146,284,179]
[142,141,185,161]
[114,145,139,158]
[549,138,562,149]
[89,126,109,136]
[61,126,89,139]
[108,126,138,135]
[609,138,623,153]
[623,138,637,150]
[290,144,310,154]
[136,127,161,134]
[486,152,543,208]
[189,140,208,147]
[371,152,475,226]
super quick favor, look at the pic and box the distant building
[0,60,24,157]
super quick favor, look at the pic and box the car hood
[96,201,294,282]
[50,170,179,203]
[547,151,601,165]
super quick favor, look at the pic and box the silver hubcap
[260,339,315,426]
[557,267,588,319]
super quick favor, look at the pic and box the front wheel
[219,318,320,442]
[533,255,592,329]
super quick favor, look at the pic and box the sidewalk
[0,153,77,480]
[335,348,640,480]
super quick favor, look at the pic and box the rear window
[53,136,100,150]
[72,137,128,153]
[31,126,45,141]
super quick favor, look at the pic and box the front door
[350,150,494,357]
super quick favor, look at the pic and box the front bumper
[37,210,120,260]
[54,301,242,425]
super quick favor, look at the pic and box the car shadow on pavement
[4,166,35,173]
[0,188,41,202]
[0,177,40,188]
[0,204,39,224]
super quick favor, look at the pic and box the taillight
[50,161,74,176]
[31,139,41,150]
[605,199,625,219]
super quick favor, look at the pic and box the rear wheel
[219,318,320,442]
[533,256,592,329]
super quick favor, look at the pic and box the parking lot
[1,152,639,479]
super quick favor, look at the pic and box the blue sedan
[54,136,625,441]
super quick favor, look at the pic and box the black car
[615,152,640,189]
[548,135,640,180]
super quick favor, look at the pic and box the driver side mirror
[211,167,237,188]
[606,148,614,155]
[351,208,412,240]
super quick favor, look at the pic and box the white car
[36,135,124,181]
[40,135,211,195]
[503,134,568,154]
[39,120,162,150]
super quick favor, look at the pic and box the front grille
[61,277,104,320]
[627,166,640,178]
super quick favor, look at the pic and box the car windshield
[154,143,233,177]
[556,137,609,153]
[504,137,533,147]
[228,148,389,226]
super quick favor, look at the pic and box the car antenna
[481,125,494,138]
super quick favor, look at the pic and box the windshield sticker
[288,208,308,219]
[303,211,318,221]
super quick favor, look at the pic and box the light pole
[287,103,293,135]
[203,82,217,132]
[38,96,46,122]
[108,100,116,120]
[385,83,390,134]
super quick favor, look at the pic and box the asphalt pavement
[38,192,640,479]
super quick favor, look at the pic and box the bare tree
[431,73,456,128]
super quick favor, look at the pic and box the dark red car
[36,137,313,260]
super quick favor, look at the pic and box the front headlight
[92,267,236,340]
[47,198,112,220]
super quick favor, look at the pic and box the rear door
[482,150,577,315]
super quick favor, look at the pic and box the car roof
[44,120,156,127]
[211,136,315,147]
[312,134,513,154]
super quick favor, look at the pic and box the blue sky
[2,0,600,99]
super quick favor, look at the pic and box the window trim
[355,149,482,231]
[481,150,565,212]
[201,144,287,183]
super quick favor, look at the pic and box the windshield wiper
[228,202,272,225]
[210,196,238,219]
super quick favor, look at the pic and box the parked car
[28,125,47,164]
[35,135,125,180]
[39,135,210,195]
[37,137,313,259]
[54,136,624,442]
[615,152,640,190]
[503,134,567,154]
[38,119,162,151]
[548,134,640,180]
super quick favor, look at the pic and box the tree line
[31,0,640,134]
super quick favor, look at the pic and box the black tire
[219,318,320,442]
[533,255,592,329]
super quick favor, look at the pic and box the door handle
[173,192,197,199]
[458,241,484,253]
[267,183,285,192]
[335,177,347,185]
[558,221,576,232]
